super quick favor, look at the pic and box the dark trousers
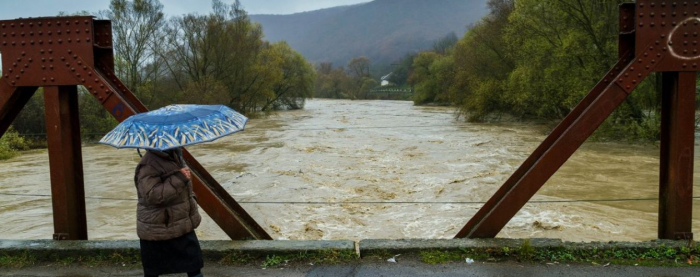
[145,269,201,277]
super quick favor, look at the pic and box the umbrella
[99,104,248,151]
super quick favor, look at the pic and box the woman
[134,147,204,277]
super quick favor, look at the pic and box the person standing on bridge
[99,104,250,277]
[135,147,204,277]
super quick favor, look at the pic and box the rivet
[50,77,55,81]
[81,79,86,83]
[71,68,75,71]
[49,65,53,69]
[42,78,46,82]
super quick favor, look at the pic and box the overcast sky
[0,0,370,19]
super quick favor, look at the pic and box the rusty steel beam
[185,150,272,240]
[456,3,638,239]
[0,80,37,137]
[80,63,272,240]
[658,71,696,240]
[454,54,631,238]
[0,15,270,240]
[43,86,87,240]
[458,43,664,238]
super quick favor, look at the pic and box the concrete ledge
[1,239,695,262]
[359,238,695,257]
[0,240,356,261]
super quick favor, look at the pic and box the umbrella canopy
[99,104,248,151]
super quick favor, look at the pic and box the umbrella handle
[137,149,143,158]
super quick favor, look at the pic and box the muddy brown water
[0,99,698,242]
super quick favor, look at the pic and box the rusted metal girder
[0,16,271,240]
[658,71,696,240]
[44,86,87,240]
[457,0,697,239]
[0,80,37,136]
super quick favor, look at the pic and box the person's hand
[180,167,192,180]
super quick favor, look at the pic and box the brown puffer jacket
[134,149,202,241]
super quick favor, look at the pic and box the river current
[0,99,698,241]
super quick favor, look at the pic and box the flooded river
[0,99,698,242]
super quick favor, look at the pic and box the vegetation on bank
[399,0,691,142]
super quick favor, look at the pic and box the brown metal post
[44,86,87,240]
[658,72,695,240]
[0,80,37,137]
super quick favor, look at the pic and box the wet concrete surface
[2,260,699,277]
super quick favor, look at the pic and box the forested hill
[250,0,488,66]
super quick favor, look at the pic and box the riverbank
[1,239,699,270]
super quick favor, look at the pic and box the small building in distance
[380,72,393,86]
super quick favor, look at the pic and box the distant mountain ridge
[251,0,488,66]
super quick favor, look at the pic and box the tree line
[0,0,315,159]
[401,0,681,141]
